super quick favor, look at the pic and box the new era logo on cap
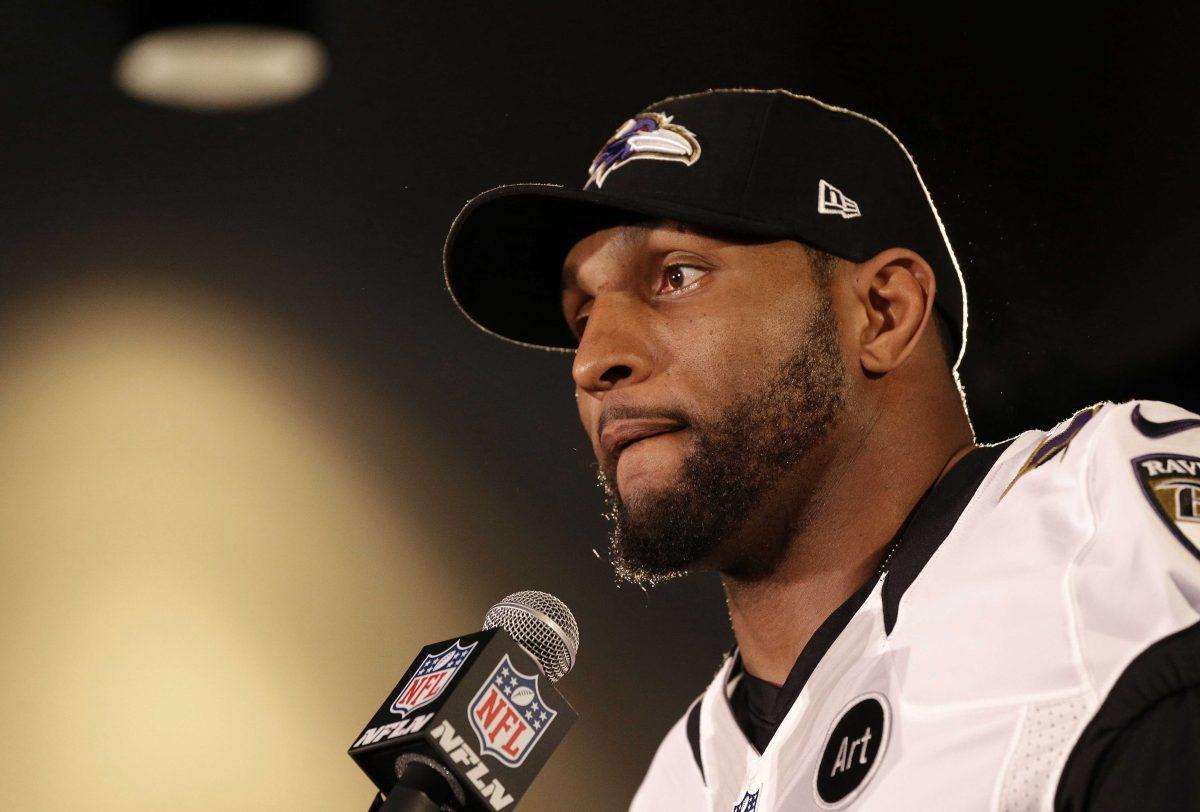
[817,179,861,219]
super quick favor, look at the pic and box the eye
[655,263,709,297]
[571,302,591,338]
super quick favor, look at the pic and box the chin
[614,432,687,497]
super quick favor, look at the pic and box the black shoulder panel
[1055,619,1200,811]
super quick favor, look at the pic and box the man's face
[561,219,850,584]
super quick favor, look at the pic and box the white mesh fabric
[996,694,1089,811]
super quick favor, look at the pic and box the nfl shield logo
[733,787,760,812]
[390,639,477,717]
[468,653,557,767]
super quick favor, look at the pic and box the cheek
[659,315,768,414]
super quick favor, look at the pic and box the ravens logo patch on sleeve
[1133,453,1200,561]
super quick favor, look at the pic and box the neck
[721,396,974,687]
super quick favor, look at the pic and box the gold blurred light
[0,278,483,809]
[114,24,328,112]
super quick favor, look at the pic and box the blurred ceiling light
[113,2,327,112]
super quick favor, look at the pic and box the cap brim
[443,183,796,351]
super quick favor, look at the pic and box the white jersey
[631,399,1200,811]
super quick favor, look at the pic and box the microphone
[350,591,580,811]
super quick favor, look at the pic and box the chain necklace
[875,533,903,579]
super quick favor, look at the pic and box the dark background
[1,3,1196,808]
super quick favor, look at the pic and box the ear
[849,248,936,375]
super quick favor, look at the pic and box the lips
[600,419,685,460]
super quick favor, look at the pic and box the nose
[571,294,654,395]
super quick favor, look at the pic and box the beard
[597,296,848,586]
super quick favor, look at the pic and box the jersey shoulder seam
[1061,402,1121,703]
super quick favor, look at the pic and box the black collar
[730,440,1014,724]
[881,440,1012,633]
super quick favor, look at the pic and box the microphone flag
[349,628,577,811]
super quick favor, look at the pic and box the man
[442,89,1200,810]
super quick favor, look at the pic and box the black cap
[444,88,966,367]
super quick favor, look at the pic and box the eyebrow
[561,219,695,290]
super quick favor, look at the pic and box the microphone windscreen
[483,591,579,682]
